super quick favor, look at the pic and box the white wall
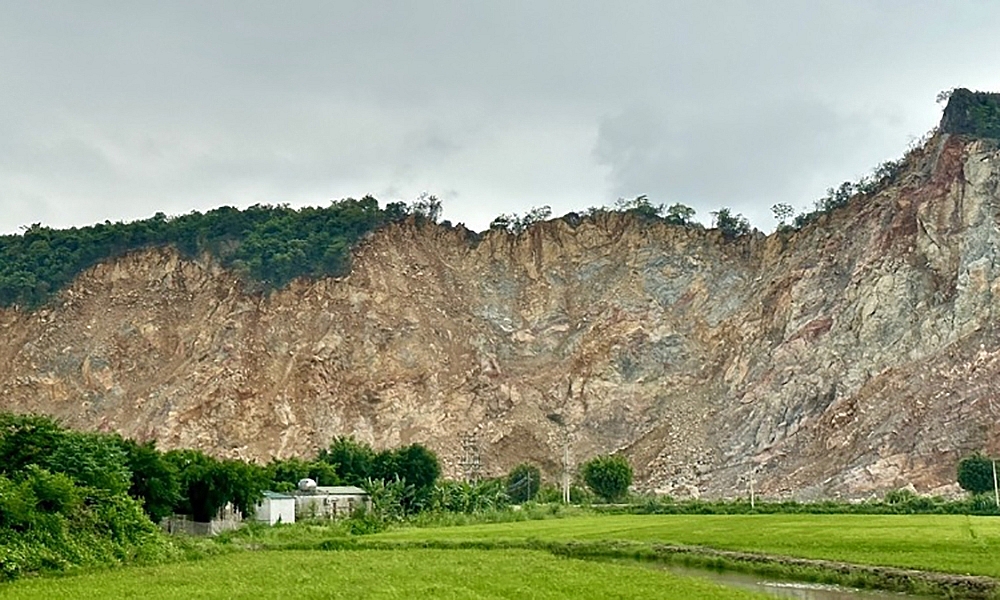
[256,498,296,525]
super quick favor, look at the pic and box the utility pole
[993,459,999,509]
[546,412,572,504]
[749,469,755,509]
[563,438,570,504]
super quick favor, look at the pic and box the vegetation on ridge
[940,88,1000,139]
[0,196,439,309]
[0,104,983,312]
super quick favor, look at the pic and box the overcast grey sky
[2,1,998,234]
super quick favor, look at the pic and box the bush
[320,438,440,512]
[581,455,633,502]
[957,453,996,495]
[0,470,172,581]
[0,414,131,495]
[711,208,751,239]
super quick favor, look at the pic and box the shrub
[711,208,751,239]
[957,453,996,495]
[581,455,633,503]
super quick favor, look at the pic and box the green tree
[506,463,541,503]
[711,207,751,239]
[582,454,633,502]
[221,459,269,518]
[489,206,552,234]
[389,444,440,493]
[379,443,441,511]
[409,193,443,223]
[163,449,267,522]
[117,438,181,522]
[320,437,376,486]
[770,203,795,228]
[958,453,996,495]
[267,457,340,488]
[664,203,697,227]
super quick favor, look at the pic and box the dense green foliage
[376,444,441,506]
[941,88,1000,139]
[957,452,997,496]
[265,457,340,491]
[581,454,633,502]
[0,413,274,528]
[0,197,425,309]
[318,436,441,511]
[492,197,706,235]
[115,439,182,523]
[580,196,702,228]
[0,414,172,579]
[617,491,1000,516]
[162,450,269,523]
[0,414,131,496]
[506,463,541,503]
[319,436,377,486]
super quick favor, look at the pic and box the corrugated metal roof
[314,486,368,495]
[262,491,295,499]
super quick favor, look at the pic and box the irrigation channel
[656,564,934,600]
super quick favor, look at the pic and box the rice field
[3,513,998,598]
[0,549,768,600]
[374,513,1000,577]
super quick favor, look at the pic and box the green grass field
[374,514,1000,577]
[3,513,998,598]
[0,549,768,600]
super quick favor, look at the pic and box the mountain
[2,93,999,499]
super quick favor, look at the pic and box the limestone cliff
[2,132,999,499]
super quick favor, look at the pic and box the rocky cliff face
[2,133,999,499]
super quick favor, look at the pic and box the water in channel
[655,564,933,600]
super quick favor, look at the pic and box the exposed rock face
[2,133,999,499]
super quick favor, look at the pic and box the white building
[293,479,370,519]
[254,491,296,525]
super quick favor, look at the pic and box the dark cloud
[1,1,999,234]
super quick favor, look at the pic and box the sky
[2,1,999,235]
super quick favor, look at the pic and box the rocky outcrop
[2,133,999,500]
